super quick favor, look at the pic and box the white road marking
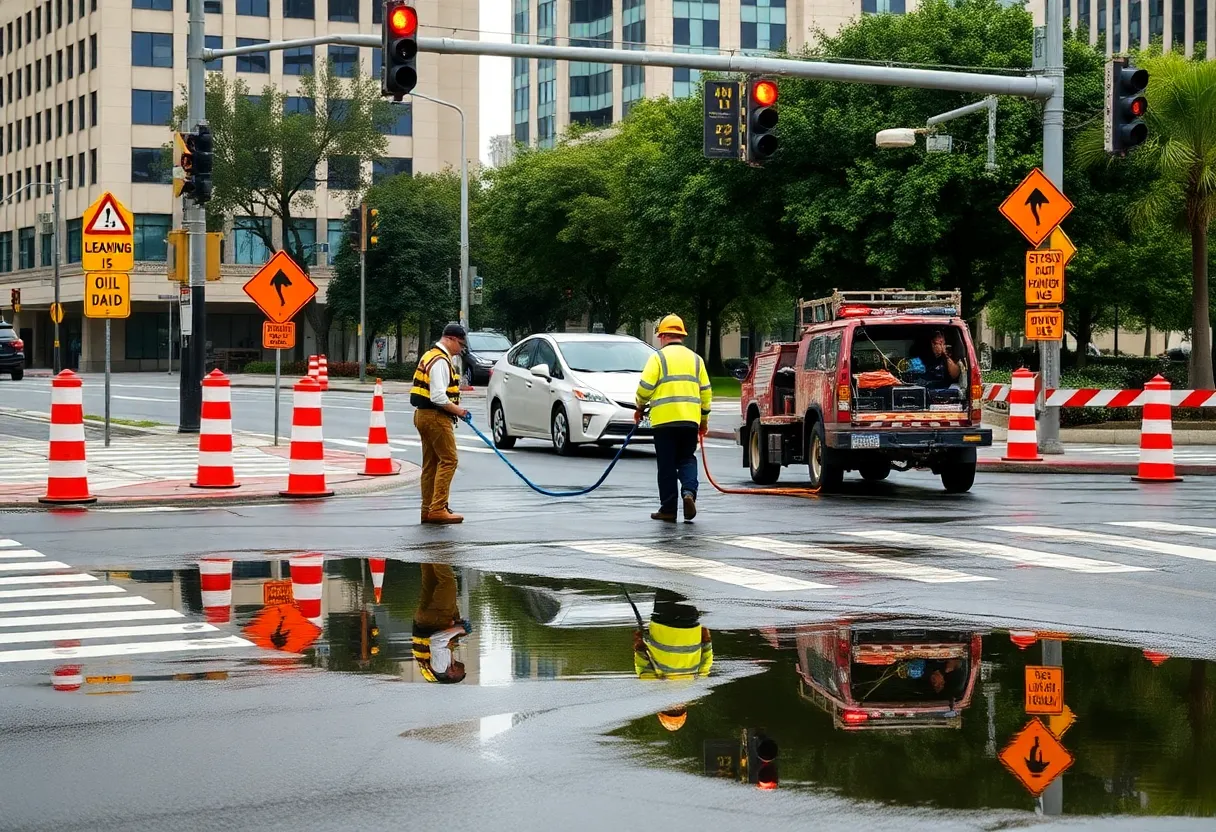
[843,530,1149,574]
[0,609,183,628]
[0,595,155,613]
[0,634,251,664]
[0,561,70,572]
[0,549,45,559]
[552,541,832,591]
[990,525,1216,564]
[0,539,21,547]
[0,621,218,645]
[0,585,126,600]
[1108,521,1216,537]
[0,573,98,586]
[724,536,994,584]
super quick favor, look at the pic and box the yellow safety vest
[410,346,460,410]
[636,344,712,428]
[634,621,714,679]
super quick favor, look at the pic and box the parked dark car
[461,331,512,386]
[0,322,25,380]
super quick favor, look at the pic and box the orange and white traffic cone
[199,557,233,624]
[317,355,329,391]
[361,379,395,477]
[290,553,324,627]
[307,355,320,384]
[1002,367,1042,462]
[52,665,83,692]
[1143,649,1170,666]
[369,557,386,604]
[39,370,96,505]
[1133,375,1182,483]
[192,369,239,489]
[280,376,334,498]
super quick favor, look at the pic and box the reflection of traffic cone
[370,558,386,603]
[1003,368,1042,461]
[307,355,320,384]
[39,370,96,505]
[280,377,334,498]
[290,553,324,627]
[52,665,82,692]
[199,557,233,624]
[1143,649,1170,666]
[317,355,329,391]
[1010,631,1038,650]
[361,379,395,477]
[1133,375,1183,483]
[192,370,239,489]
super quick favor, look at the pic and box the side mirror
[732,365,749,381]
[530,363,551,380]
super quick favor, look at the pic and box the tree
[179,64,394,353]
[1078,52,1216,386]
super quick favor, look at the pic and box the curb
[0,407,166,437]
[708,430,735,441]
[978,459,1216,476]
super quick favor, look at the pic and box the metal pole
[167,298,174,374]
[1039,638,1064,815]
[986,97,998,172]
[274,348,281,446]
[180,0,206,434]
[1039,0,1065,454]
[52,178,62,374]
[104,319,111,447]
[359,245,366,383]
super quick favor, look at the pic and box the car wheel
[490,401,516,450]
[10,368,22,381]
[807,421,843,492]
[940,459,977,493]
[747,420,780,485]
[552,407,578,456]
[858,458,891,482]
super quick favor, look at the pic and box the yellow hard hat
[657,315,687,337]
[657,708,688,732]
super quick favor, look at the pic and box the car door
[500,339,539,434]
[520,338,564,432]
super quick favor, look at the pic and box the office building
[1029,0,1215,58]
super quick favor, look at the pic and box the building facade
[1029,0,1215,59]
[510,0,918,149]
[0,0,478,372]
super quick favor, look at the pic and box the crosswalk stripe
[0,585,126,600]
[723,536,994,584]
[843,530,1150,574]
[0,595,156,614]
[0,609,183,628]
[0,621,218,646]
[1108,521,1216,537]
[0,561,70,572]
[0,539,21,548]
[989,525,1216,564]
[0,549,45,560]
[0,573,98,586]
[552,541,831,591]
[0,634,251,664]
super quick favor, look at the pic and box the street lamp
[875,96,999,172]
[2,178,64,373]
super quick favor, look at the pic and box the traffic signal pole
[1038,0,1066,454]
[181,0,207,434]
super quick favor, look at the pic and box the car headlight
[572,387,611,404]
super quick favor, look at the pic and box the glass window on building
[326,218,347,261]
[1147,0,1162,40]
[328,45,359,77]
[622,0,646,116]
[328,0,358,22]
[327,156,360,189]
[283,45,313,75]
[741,0,788,51]
[1171,0,1184,46]
[204,0,222,12]
[132,32,173,67]
[1080,0,1093,35]
[372,157,412,183]
[131,147,171,184]
[134,0,172,12]
[283,0,314,19]
[284,96,315,116]
[237,0,269,15]
[236,38,270,73]
[383,103,412,136]
[1194,0,1206,47]
[205,35,223,71]
[134,214,172,261]
[17,227,35,269]
[287,218,317,265]
[1114,0,1122,43]
[1129,0,1142,47]
[569,0,613,126]
[125,312,169,361]
[233,217,272,265]
[40,232,52,267]
[0,231,11,272]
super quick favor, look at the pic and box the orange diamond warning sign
[1000,168,1073,247]
[999,718,1074,796]
[243,250,318,324]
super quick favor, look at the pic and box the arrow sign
[999,168,1074,247]
[243,250,318,324]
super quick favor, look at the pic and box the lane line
[989,525,1216,564]
[1109,521,1216,537]
[0,634,252,664]
[843,530,1150,574]
[0,621,218,645]
[552,541,832,591]
[723,536,994,584]
[0,585,127,600]
[0,573,98,586]
[0,596,155,613]
[0,561,70,573]
[0,609,183,628]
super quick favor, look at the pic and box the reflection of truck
[795,624,982,730]
[737,289,992,492]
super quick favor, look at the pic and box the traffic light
[10,288,19,313]
[742,730,778,790]
[180,124,214,204]
[347,208,363,249]
[368,207,380,247]
[1105,57,1148,156]
[382,0,419,99]
[745,78,779,164]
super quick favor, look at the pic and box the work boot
[428,509,464,525]
[651,511,677,522]
[682,492,697,522]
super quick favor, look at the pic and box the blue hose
[459,412,639,497]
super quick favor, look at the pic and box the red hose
[699,436,821,500]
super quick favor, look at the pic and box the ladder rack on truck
[798,288,963,330]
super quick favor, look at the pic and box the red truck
[737,289,991,493]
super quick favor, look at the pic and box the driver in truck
[922,331,962,390]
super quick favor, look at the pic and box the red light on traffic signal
[389,4,418,36]
[752,79,778,106]
[1129,97,1147,117]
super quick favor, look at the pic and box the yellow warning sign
[81,192,135,273]
[1025,250,1065,304]
[1024,665,1064,714]
[1043,227,1076,269]
[1025,308,1064,342]
[999,718,1075,797]
[1047,704,1076,738]
[84,273,131,319]
[999,167,1074,247]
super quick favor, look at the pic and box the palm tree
[1078,53,1216,387]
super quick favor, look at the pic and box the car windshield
[467,333,511,352]
[559,340,655,373]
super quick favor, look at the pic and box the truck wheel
[940,459,977,493]
[858,459,891,482]
[748,421,780,485]
[808,422,844,492]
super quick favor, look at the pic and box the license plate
[850,433,880,449]
[639,417,650,429]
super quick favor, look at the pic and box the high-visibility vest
[636,344,712,427]
[412,622,458,684]
[410,346,460,410]
[634,621,714,679]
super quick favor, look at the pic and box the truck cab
[738,289,992,493]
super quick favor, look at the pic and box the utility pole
[52,178,62,373]
[359,201,367,383]
[1038,0,1065,454]
[180,0,206,434]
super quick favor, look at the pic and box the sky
[478,0,513,162]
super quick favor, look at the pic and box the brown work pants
[414,563,459,629]
[415,407,459,515]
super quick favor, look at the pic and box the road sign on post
[1026,308,1064,341]
[84,274,132,319]
[243,250,318,324]
[1025,250,1065,304]
[999,168,1073,247]
[703,80,742,160]
[263,321,296,350]
[1024,665,1064,714]
[999,718,1074,797]
[50,303,64,324]
[82,192,135,272]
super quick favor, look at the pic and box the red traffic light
[389,4,418,37]
[1129,96,1147,118]
[752,79,778,107]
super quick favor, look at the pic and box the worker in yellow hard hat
[635,314,713,522]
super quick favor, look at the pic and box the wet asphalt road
[1,375,1215,829]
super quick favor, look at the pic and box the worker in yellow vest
[411,563,469,684]
[634,589,713,733]
[410,323,470,525]
[635,315,713,522]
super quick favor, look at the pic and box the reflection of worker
[410,324,470,525]
[922,330,962,389]
[634,589,713,680]
[411,564,468,683]
[924,659,964,696]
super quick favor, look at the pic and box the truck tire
[940,460,977,493]
[808,421,844,492]
[747,420,781,485]
[858,459,891,481]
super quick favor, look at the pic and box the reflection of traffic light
[742,729,778,790]
[745,78,779,164]
[381,0,419,99]
[360,608,381,663]
[1105,57,1148,156]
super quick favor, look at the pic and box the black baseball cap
[443,323,468,340]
